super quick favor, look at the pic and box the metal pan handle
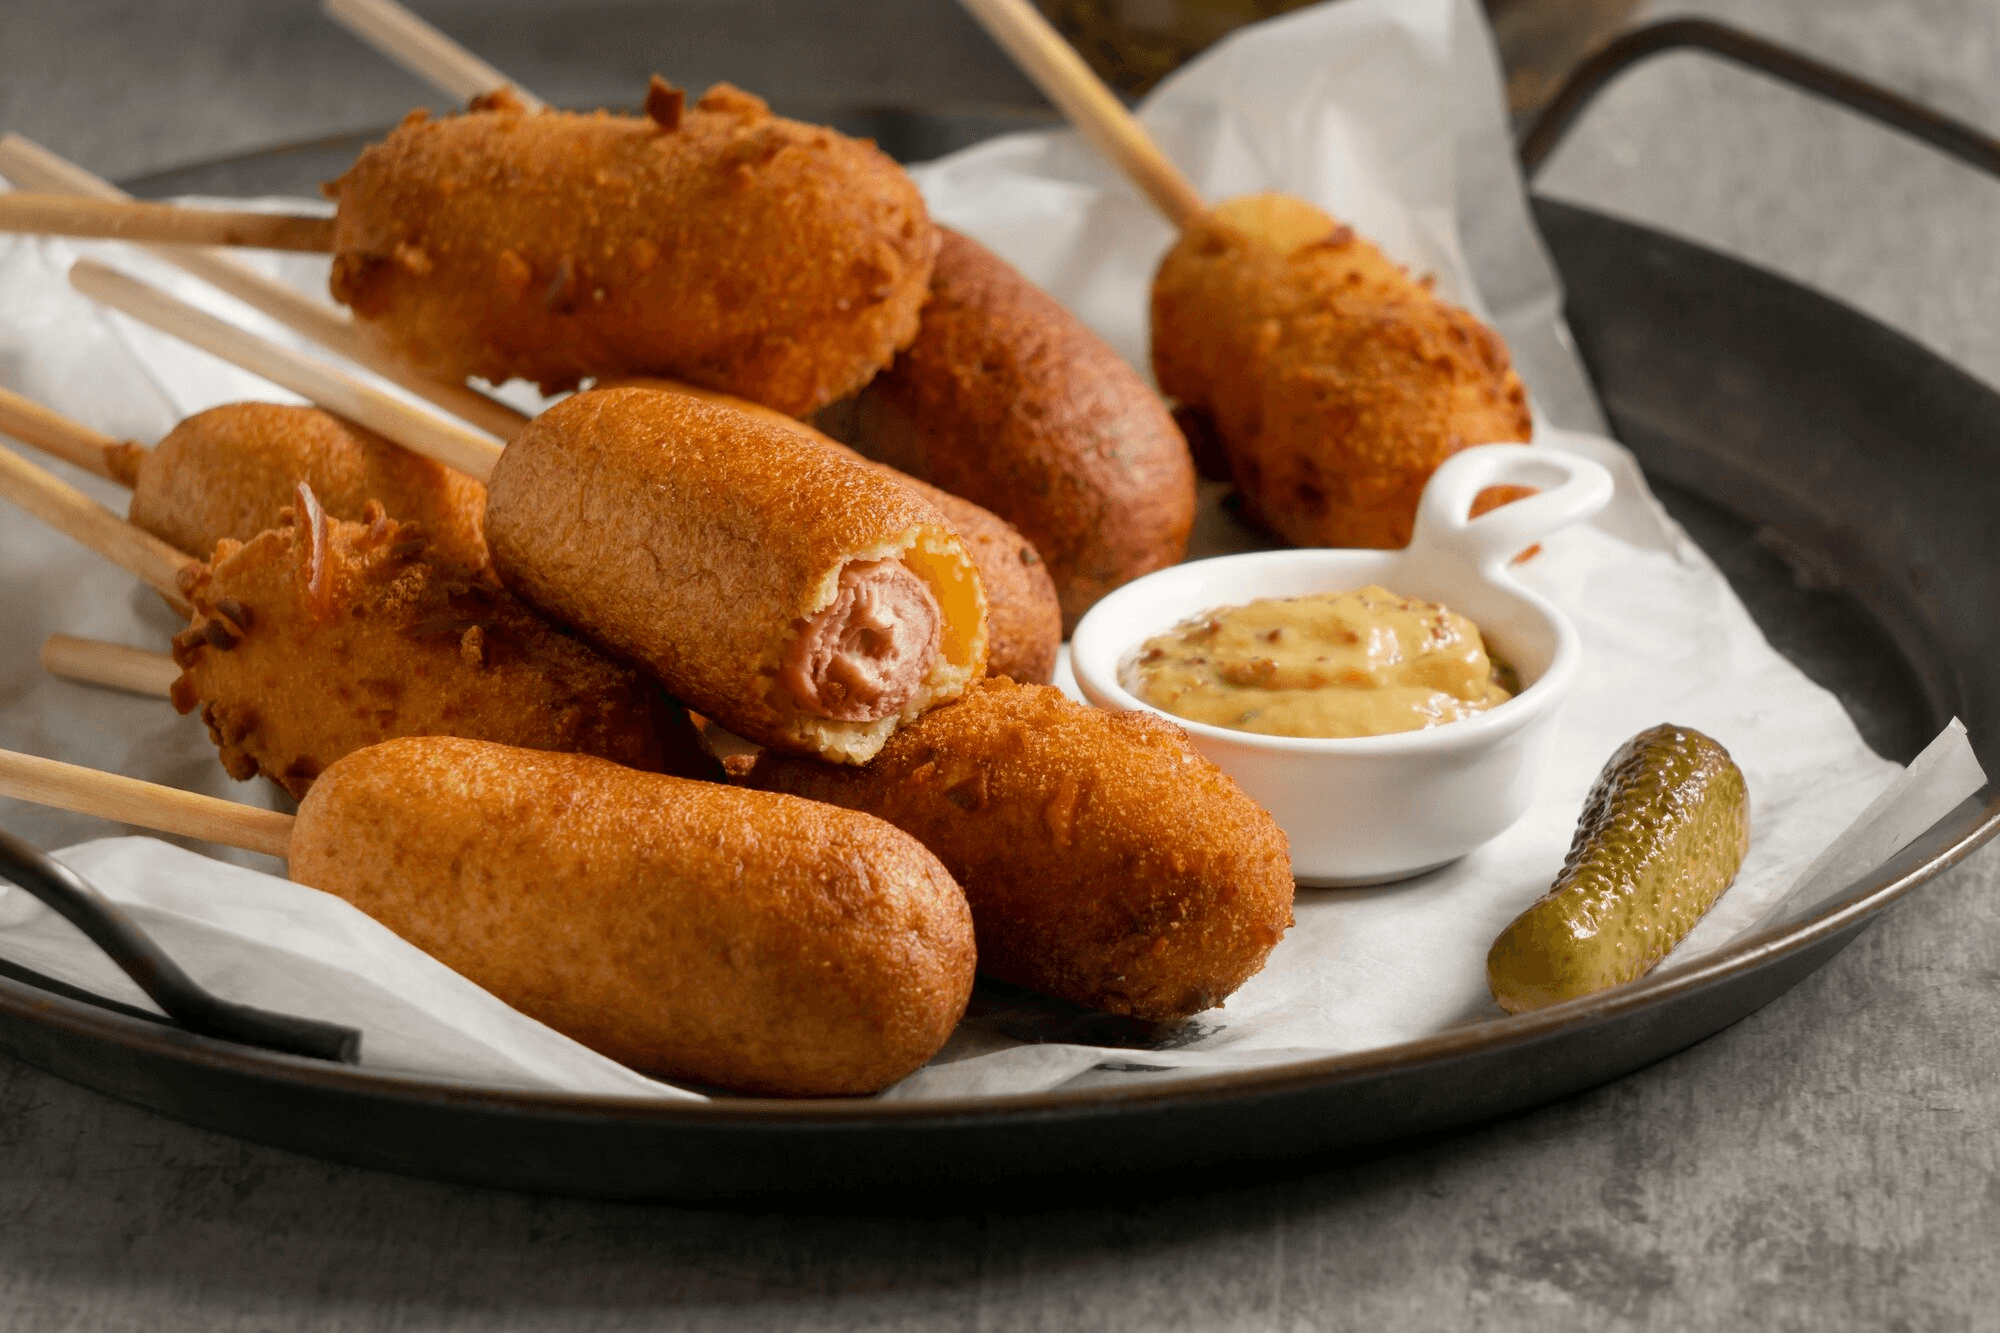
[0,828,361,1063]
[1518,17,2000,184]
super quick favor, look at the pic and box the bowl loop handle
[1405,444,1615,578]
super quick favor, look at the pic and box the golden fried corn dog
[327,82,938,414]
[116,402,487,569]
[172,486,712,797]
[290,738,976,1096]
[832,228,1196,630]
[748,679,1294,1020]
[484,387,987,764]
[598,376,1060,685]
[1152,193,1533,549]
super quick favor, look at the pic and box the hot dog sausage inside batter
[782,559,942,721]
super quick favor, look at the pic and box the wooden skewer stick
[323,0,544,111]
[0,443,191,612]
[70,260,506,483]
[956,0,1207,230]
[0,135,349,348]
[0,748,292,859]
[0,194,335,253]
[0,134,531,442]
[0,383,128,481]
[41,635,178,699]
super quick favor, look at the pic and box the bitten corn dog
[599,377,1061,686]
[484,387,988,764]
[1152,193,1534,549]
[748,678,1294,1020]
[327,81,939,415]
[115,401,488,570]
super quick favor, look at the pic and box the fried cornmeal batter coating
[829,228,1196,630]
[326,81,939,415]
[748,679,1294,1021]
[593,377,1061,684]
[170,488,713,799]
[114,402,487,570]
[291,739,975,1096]
[485,388,987,765]
[1152,193,1534,549]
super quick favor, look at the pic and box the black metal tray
[1,22,1995,1203]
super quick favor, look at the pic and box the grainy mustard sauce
[1126,585,1513,739]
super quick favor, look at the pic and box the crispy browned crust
[1151,207,1533,549]
[485,387,988,764]
[129,403,487,570]
[833,228,1196,630]
[327,84,939,414]
[594,376,1061,685]
[169,502,713,799]
[291,738,975,1096]
[747,679,1295,1020]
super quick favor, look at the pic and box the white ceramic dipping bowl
[1071,445,1615,887]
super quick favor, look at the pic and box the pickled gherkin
[1487,724,1750,1013]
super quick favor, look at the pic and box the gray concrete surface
[2,1,1998,1328]
[1533,0,2000,420]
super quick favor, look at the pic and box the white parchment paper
[2,839,695,1096]
[0,0,1983,1102]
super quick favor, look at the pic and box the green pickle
[1487,723,1751,1013]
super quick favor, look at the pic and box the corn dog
[484,387,988,764]
[1152,193,1533,549]
[595,377,1060,686]
[117,402,487,569]
[290,737,976,1096]
[327,82,938,415]
[748,679,1294,1020]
